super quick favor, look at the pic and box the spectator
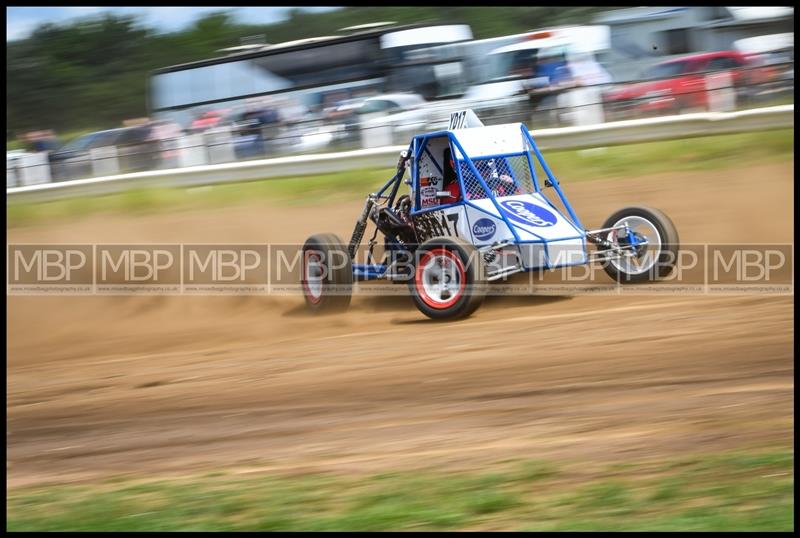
[25,130,60,153]
[232,100,281,160]
[149,120,183,169]
[536,52,572,87]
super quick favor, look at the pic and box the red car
[603,50,777,119]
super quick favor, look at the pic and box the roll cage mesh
[457,153,536,200]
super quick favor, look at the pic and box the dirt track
[7,162,794,489]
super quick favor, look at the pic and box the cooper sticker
[472,218,497,241]
[499,200,557,227]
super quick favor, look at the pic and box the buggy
[302,110,679,320]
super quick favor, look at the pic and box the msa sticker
[472,218,496,241]
[420,176,442,209]
[500,200,557,227]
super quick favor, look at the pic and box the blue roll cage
[352,124,624,280]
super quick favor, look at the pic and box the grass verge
[6,449,793,531]
[7,129,793,229]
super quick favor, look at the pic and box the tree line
[6,7,616,137]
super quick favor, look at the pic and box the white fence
[7,105,793,203]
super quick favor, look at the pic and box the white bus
[147,23,474,130]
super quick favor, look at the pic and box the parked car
[50,129,121,181]
[602,50,778,120]
[50,126,164,181]
[323,97,368,120]
[356,94,431,143]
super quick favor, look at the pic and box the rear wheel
[600,206,680,283]
[302,233,352,313]
[409,237,487,320]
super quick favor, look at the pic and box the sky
[8,6,793,42]
[6,6,343,42]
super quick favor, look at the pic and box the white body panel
[451,124,528,159]
[468,193,586,268]
[469,193,582,240]
[464,204,514,246]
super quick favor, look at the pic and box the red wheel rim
[415,248,466,309]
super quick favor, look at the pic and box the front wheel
[302,233,353,313]
[409,237,487,320]
[600,206,680,283]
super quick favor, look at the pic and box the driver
[441,147,461,203]
[486,158,519,196]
